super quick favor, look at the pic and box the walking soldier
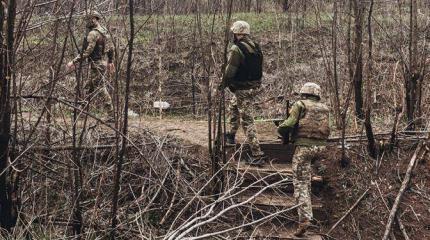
[277,82,330,237]
[67,10,115,112]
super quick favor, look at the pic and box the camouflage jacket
[278,96,330,146]
[221,36,261,91]
[73,26,114,64]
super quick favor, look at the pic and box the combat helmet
[86,10,102,20]
[300,82,321,98]
[231,21,250,35]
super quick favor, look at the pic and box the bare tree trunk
[332,0,341,129]
[352,0,364,120]
[212,0,233,197]
[110,0,134,238]
[365,0,378,159]
[256,0,262,13]
[0,0,18,231]
[282,0,289,12]
[405,0,419,130]
[341,0,353,167]
[71,40,83,240]
[191,8,197,116]
[70,2,84,236]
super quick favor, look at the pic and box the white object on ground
[153,101,170,110]
[128,109,139,117]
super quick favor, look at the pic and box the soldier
[218,20,266,166]
[277,82,330,237]
[67,10,115,112]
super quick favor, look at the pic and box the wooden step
[234,192,323,209]
[227,143,295,164]
[227,161,323,183]
[251,224,323,239]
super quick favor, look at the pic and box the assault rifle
[255,98,291,144]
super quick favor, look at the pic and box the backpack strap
[91,28,106,39]
[292,100,306,140]
[297,100,307,119]
[235,40,256,58]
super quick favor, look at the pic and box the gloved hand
[273,120,282,127]
[218,82,226,91]
[277,127,290,144]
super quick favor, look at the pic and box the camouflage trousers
[85,61,113,111]
[228,89,263,157]
[293,145,326,222]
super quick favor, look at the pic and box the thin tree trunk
[364,0,378,159]
[405,0,418,130]
[212,0,233,197]
[110,0,134,238]
[341,0,353,166]
[282,0,289,12]
[352,0,364,120]
[332,0,341,129]
[0,0,18,231]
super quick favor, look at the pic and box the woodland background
[0,0,429,239]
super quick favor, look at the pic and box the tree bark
[331,0,341,129]
[0,0,18,231]
[352,0,364,120]
[282,0,289,12]
[365,0,378,158]
[110,0,134,238]
[341,0,354,167]
[405,0,419,130]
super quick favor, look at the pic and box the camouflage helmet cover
[300,82,321,98]
[230,20,250,35]
[86,10,102,20]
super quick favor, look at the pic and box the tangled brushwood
[1,0,430,239]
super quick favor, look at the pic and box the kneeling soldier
[277,82,330,237]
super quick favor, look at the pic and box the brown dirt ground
[129,115,280,147]
[128,115,430,239]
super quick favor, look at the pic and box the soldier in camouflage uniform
[67,10,115,112]
[219,21,266,166]
[277,82,330,237]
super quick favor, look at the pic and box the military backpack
[233,40,263,87]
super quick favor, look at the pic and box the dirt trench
[129,115,280,148]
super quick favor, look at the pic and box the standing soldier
[67,10,115,112]
[218,20,266,166]
[277,82,330,237]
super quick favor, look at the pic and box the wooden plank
[227,143,295,163]
[232,162,294,173]
[226,162,323,182]
[235,192,323,209]
[252,225,323,240]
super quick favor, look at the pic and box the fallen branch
[30,142,154,151]
[396,214,410,240]
[327,188,370,235]
[382,142,426,240]
[183,204,301,240]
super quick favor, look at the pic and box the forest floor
[131,115,280,148]
[128,114,430,240]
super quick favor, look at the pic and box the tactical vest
[294,99,330,140]
[83,29,106,62]
[234,40,263,84]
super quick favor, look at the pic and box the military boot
[293,219,311,237]
[225,133,236,145]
